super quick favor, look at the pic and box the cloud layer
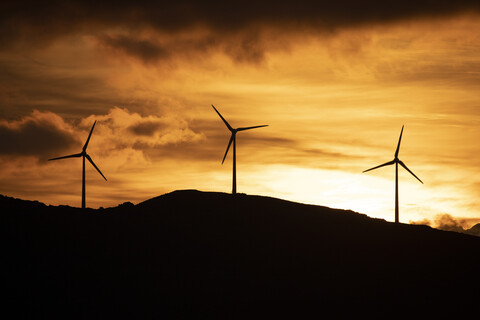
[2,1,480,42]
[0,108,205,160]
[2,1,480,64]
[0,110,78,157]
[82,107,206,152]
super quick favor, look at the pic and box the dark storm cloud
[98,32,272,64]
[2,1,479,49]
[100,35,171,63]
[0,62,119,119]
[97,34,220,64]
[128,121,164,136]
[0,111,78,157]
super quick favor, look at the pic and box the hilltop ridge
[1,190,479,317]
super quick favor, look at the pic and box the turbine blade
[212,105,233,131]
[222,134,234,164]
[237,125,269,131]
[363,160,395,173]
[395,125,404,158]
[83,120,97,150]
[85,154,107,181]
[398,160,423,184]
[48,153,82,161]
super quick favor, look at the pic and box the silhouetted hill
[465,223,480,236]
[1,191,479,318]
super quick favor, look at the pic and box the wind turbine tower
[49,121,107,209]
[212,105,268,194]
[363,125,423,223]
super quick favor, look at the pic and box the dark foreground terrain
[1,190,479,318]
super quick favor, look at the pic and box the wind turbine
[212,105,268,194]
[48,121,107,209]
[363,125,423,223]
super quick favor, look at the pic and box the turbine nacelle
[212,105,268,165]
[363,125,422,183]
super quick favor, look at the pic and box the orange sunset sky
[1,1,480,227]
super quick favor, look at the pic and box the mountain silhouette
[466,223,480,236]
[1,190,479,318]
